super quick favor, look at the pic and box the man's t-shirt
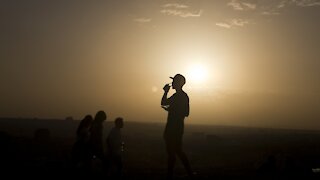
[164,91,189,139]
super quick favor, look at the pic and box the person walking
[161,74,194,179]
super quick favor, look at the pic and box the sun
[186,63,208,84]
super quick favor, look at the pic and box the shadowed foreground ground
[1,118,320,179]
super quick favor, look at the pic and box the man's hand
[161,84,170,106]
[163,84,170,93]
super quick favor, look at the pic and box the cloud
[222,0,319,26]
[134,18,151,23]
[293,0,320,7]
[162,3,189,9]
[239,0,319,18]
[160,9,202,17]
[227,0,320,13]
[277,1,287,8]
[161,3,202,18]
[227,0,244,10]
[261,11,281,15]
[216,19,250,28]
[231,19,250,26]
[227,0,257,11]
[274,0,320,8]
[242,2,257,9]
[215,23,232,29]
[258,1,287,16]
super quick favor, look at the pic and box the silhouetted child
[72,115,93,172]
[106,117,124,178]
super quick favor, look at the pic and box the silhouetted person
[106,117,124,178]
[161,74,193,179]
[90,111,107,160]
[77,115,93,142]
[72,115,93,172]
[89,111,108,177]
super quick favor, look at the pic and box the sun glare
[187,63,208,84]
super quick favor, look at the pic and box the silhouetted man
[89,110,108,176]
[106,117,124,178]
[90,111,107,160]
[72,115,93,173]
[161,74,193,179]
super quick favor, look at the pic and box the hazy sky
[1,0,320,129]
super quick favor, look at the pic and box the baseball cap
[170,74,186,85]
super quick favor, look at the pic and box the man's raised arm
[161,84,170,106]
